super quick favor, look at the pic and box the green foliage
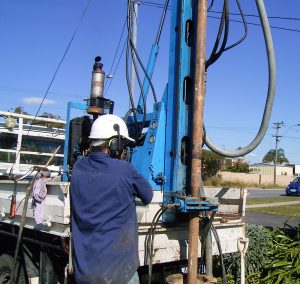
[214,225,272,283]
[202,150,224,181]
[12,108,65,129]
[226,160,251,173]
[214,224,300,283]
[261,225,300,283]
[33,112,65,129]
[262,148,289,164]
[13,106,29,115]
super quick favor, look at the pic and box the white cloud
[22,97,56,105]
[246,153,257,157]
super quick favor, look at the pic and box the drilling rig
[0,0,275,283]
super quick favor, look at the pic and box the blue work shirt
[71,152,153,284]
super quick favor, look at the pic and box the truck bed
[0,180,247,264]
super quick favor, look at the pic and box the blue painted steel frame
[131,0,193,194]
[62,102,87,182]
[62,1,217,216]
[165,0,192,194]
[130,89,167,190]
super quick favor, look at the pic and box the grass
[247,205,300,218]
[247,197,300,217]
[203,176,300,217]
[247,197,300,205]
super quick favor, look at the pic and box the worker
[71,114,153,284]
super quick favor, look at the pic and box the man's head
[89,114,134,157]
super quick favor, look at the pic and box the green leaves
[262,148,289,164]
[261,224,300,283]
[214,224,300,283]
[202,150,224,181]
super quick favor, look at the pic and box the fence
[220,171,294,187]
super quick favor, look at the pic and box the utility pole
[273,122,283,185]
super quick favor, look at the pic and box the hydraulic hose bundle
[204,0,276,158]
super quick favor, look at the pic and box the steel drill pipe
[187,0,207,283]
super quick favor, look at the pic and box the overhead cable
[104,17,127,91]
[8,0,92,177]
[208,15,300,33]
[142,1,300,33]
[104,39,127,95]
[209,10,300,21]
[28,0,92,131]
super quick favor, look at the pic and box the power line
[104,39,127,95]
[209,10,300,21]
[104,17,127,90]
[141,1,300,33]
[284,136,300,140]
[30,0,92,125]
[142,1,171,10]
[8,0,92,177]
[208,15,300,33]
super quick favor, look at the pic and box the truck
[0,0,276,283]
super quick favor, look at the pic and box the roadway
[247,188,286,199]
[245,188,300,228]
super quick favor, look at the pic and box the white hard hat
[89,114,135,143]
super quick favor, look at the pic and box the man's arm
[131,166,153,205]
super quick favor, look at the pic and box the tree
[35,112,65,129]
[13,106,29,115]
[12,107,65,129]
[13,106,30,123]
[202,150,224,181]
[262,148,289,164]
[226,160,251,173]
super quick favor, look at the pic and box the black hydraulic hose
[128,37,158,103]
[127,1,146,118]
[206,0,229,69]
[10,172,39,284]
[127,34,158,104]
[127,18,147,132]
[144,207,163,265]
[223,0,247,51]
[211,0,229,65]
[126,0,157,103]
[211,225,227,284]
[204,0,276,158]
[130,52,147,136]
[206,3,226,68]
[125,2,146,140]
[147,206,168,284]
[207,0,215,12]
[125,40,138,125]
[155,0,170,44]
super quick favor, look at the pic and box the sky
[0,0,299,165]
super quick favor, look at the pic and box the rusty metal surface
[188,0,208,282]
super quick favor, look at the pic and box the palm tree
[262,148,289,164]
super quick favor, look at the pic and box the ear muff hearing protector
[108,124,124,158]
